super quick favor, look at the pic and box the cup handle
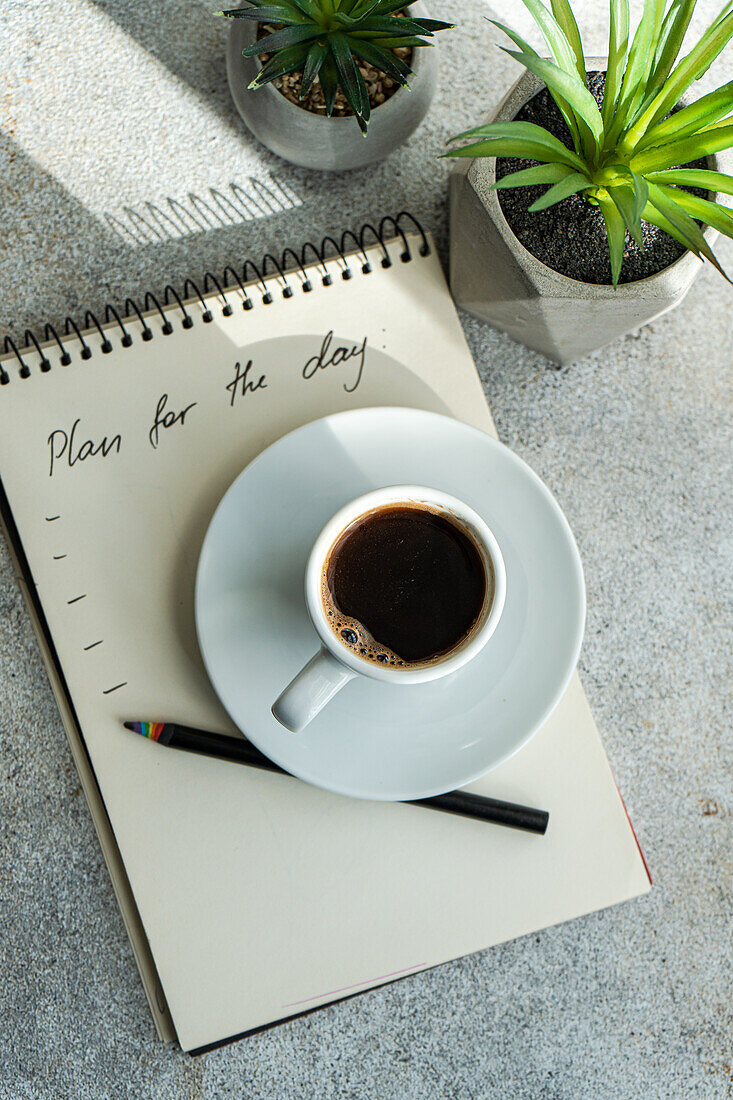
[272,647,356,733]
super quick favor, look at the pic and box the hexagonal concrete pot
[449,57,731,364]
[226,1,438,172]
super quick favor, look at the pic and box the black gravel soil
[495,71,709,285]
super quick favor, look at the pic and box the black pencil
[123,722,549,835]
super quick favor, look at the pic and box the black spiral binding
[0,212,430,385]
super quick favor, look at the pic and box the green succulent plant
[446,0,733,286]
[219,0,453,133]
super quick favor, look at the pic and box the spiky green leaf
[597,196,627,286]
[362,36,432,48]
[656,185,733,238]
[219,5,309,23]
[287,0,324,18]
[330,31,365,118]
[447,120,588,171]
[488,19,584,155]
[645,0,696,99]
[346,36,411,85]
[517,0,581,77]
[444,137,588,171]
[642,199,705,254]
[242,22,320,56]
[351,0,406,13]
[550,0,586,79]
[319,52,339,115]
[501,49,603,145]
[634,82,733,152]
[527,171,592,210]
[346,16,434,37]
[489,163,575,189]
[356,63,370,129]
[629,170,650,225]
[632,124,733,172]
[300,39,328,97]
[248,41,311,87]
[607,0,665,143]
[711,1,733,29]
[602,0,630,128]
[646,168,733,194]
[410,19,454,33]
[646,181,731,279]
[609,182,644,246]
[625,9,733,143]
[512,4,600,159]
[603,164,650,224]
[220,1,302,11]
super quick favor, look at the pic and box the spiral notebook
[0,214,651,1052]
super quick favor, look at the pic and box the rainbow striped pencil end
[124,721,166,741]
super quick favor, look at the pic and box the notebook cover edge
[0,474,177,1044]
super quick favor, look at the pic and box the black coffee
[322,504,490,667]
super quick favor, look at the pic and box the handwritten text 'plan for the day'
[45,332,368,477]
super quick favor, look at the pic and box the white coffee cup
[271,485,506,732]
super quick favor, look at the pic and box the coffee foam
[320,502,495,670]
[319,586,407,667]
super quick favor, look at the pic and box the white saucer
[195,408,585,800]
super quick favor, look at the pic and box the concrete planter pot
[226,1,438,171]
[449,57,731,364]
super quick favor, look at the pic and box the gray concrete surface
[1,1,731,1097]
